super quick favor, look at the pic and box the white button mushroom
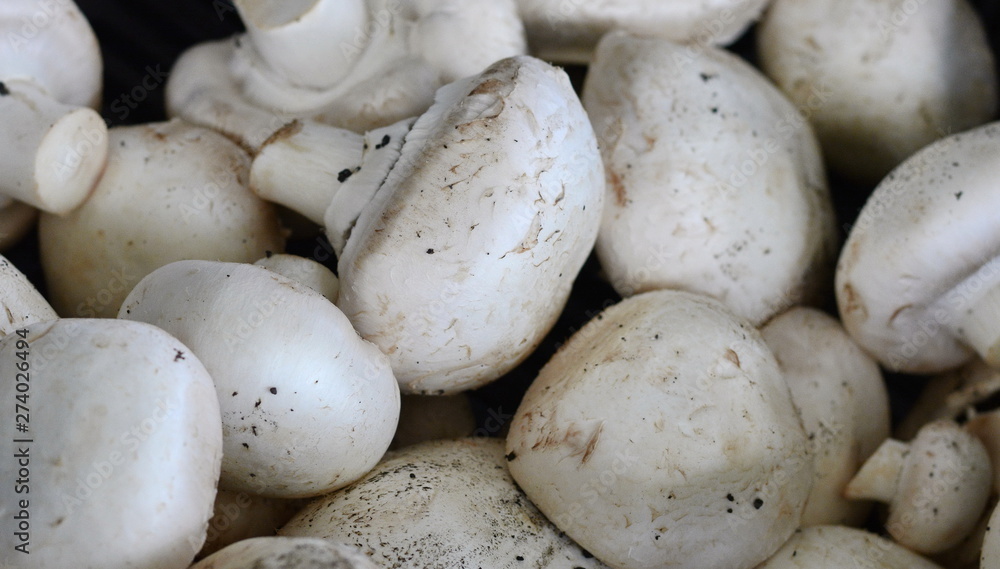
[761,307,890,527]
[280,438,607,567]
[0,255,56,337]
[119,260,400,498]
[39,119,286,318]
[836,122,1000,373]
[758,0,998,185]
[251,56,602,395]
[845,420,992,554]
[166,0,526,149]
[253,252,339,303]
[191,537,377,569]
[583,32,837,326]
[0,319,223,568]
[506,289,813,569]
[756,526,943,569]
[0,0,108,214]
[515,0,769,64]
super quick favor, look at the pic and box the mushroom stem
[0,79,108,214]
[947,271,1000,367]
[250,121,365,225]
[843,438,908,503]
[249,117,414,256]
[234,0,368,90]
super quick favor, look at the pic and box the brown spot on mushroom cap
[258,120,304,154]
[840,283,868,320]
[609,169,627,207]
[469,78,506,96]
[724,349,741,369]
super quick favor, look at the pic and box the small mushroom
[756,526,943,569]
[836,122,1000,373]
[253,252,339,303]
[761,307,890,527]
[197,490,308,560]
[758,0,998,184]
[166,0,526,148]
[0,255,56,337]
[506,290,813,569]
[0,0,108,214]
[583,32,837,326]
[119,260,400,498]
[191,537,377,569]
[39,119,286,318]
[0,319,223,569]
[515,0,770,63]
[280,438,607,568]
[844,420,992,554]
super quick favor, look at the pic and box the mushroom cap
[584,32,836,326]
[516,0,769,63]
[119,260,400,498]
[756,526,942,569]
[253,253,339,303]
[836,121,1000,373]
[280,438,607,567]
[0,254,56,337]
[758,0,998,184]
[0,318,223,569]
[0,0,102,109]
[39,119,285,318]
[191,537,377,569]
[506,289,812,569]
[761,307,890,527]
[337,55,604,394]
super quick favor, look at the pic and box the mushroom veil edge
[505,290,813,569]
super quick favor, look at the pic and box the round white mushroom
[280,438,607,567]
[39,119,286,318]
[758,0,998,184]
[845,420,992,554]
[583,31,837,326]
[761,307,890,527]
[506,289,813,569]
[836,121,1000,373]
[0,319,223,568]
[119,260,400,498]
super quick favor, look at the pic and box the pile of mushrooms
[2,0,1000,567]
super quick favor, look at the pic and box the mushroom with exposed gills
[192,537,378,569]
[506,290,813,569]
[844,420,992,554]
[760,307,890,527]
[758,0,998,185]
[0,254,56,337]
[583,32,837,326]
[0,319,223,569]
[756,526,943,569]
[836,122,1000,373]
[280,438,607,567]
[166,0,526,149]
[515,0,769,64]
[39,119,286,318]
[0,0,108,214]
[119,260,400,498]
